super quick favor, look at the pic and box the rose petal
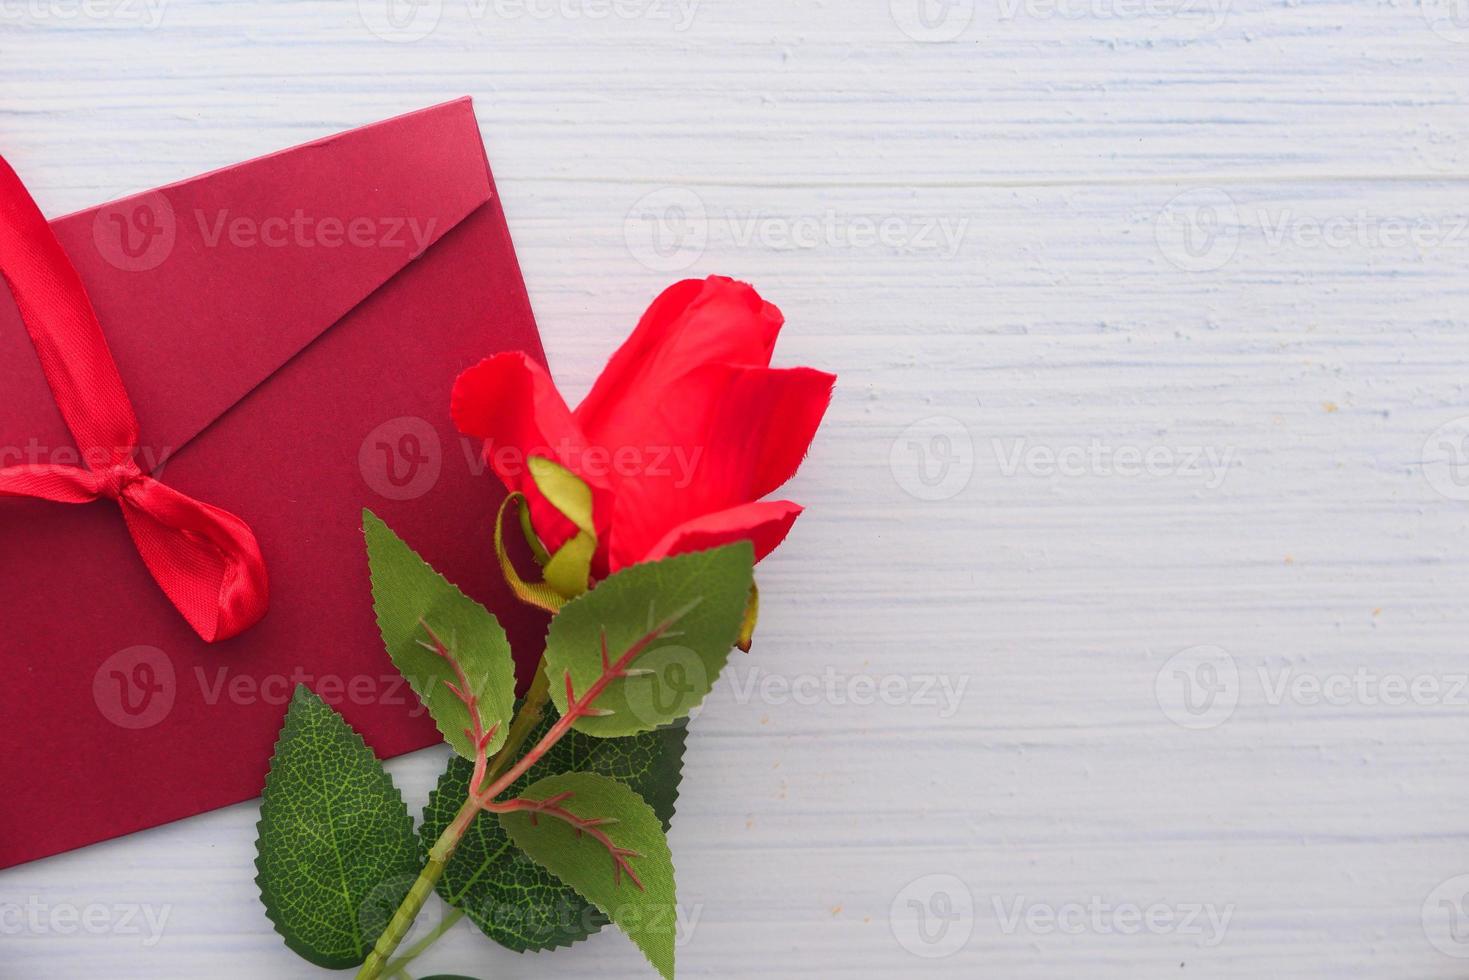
[641,500,804,565]
[450,352,610,554]
[574,276,785,452]
[606,364,834,569]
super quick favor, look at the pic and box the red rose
[452,276,834,578]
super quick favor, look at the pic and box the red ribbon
[0,156,268,642]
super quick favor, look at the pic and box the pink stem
[419,621,499,796]
[419,608,689,895]
[470,610,683,805]
[484,795,645,890]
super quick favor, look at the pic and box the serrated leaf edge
[546,542,753,738]
[254,686,415,970]
[362,509,514,760]
[498,772,678,980]
[422,722,688,957]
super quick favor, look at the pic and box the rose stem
[355,611,683,980]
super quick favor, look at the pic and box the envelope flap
[40,99,493,460]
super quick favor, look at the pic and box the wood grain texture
[3,0,1469,976]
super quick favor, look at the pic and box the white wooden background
[4,0,1469,977]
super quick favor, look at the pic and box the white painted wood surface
[4,0,1469,976]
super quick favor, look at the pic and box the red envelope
[0,99,549,869]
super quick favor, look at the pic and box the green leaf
[501,772,678,980]
[493,492,565,613]
[737,581,760,653]
[364,509,516,759]
[529,457,597,599]
[420,708,686,953]
[517,492,552,565]
[547,542,754,737]
[255,687,421,969]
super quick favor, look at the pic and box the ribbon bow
[0,156,268,642]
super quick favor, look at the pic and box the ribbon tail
[0,464,103,504]
[118,477,270,642]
